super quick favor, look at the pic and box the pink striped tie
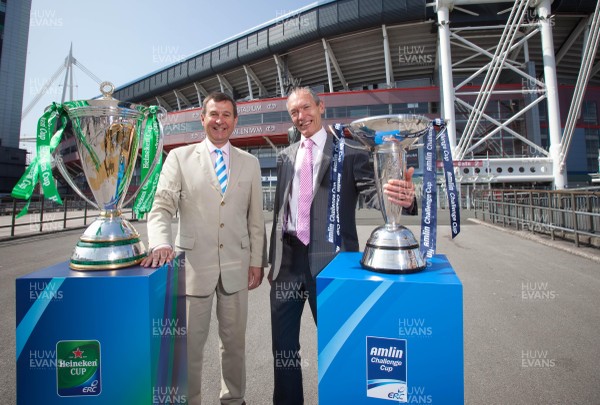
[296,138,313,245]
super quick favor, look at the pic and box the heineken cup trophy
[52,82,164,270]
[347,115,430,273]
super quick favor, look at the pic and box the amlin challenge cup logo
[366,336,408,402]
[56,340,101,397]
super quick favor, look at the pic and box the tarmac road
[2,209,600,404]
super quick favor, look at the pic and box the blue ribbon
[420,124,438,259]
[439,124,461,240]
[327,124,346,252]
[419,119,460,259]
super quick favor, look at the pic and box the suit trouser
[270,233,317,405]
[187,278,248,405]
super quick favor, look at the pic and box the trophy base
[360,225,426,274]
[70,214,147,271]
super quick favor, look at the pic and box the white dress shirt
[204,138,231,175]
[286,127,327,234]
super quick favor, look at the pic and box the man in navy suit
[268,87,416,404]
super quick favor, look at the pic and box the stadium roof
[113,0,600,112]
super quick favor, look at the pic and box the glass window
[538,100,548,121]
[583,101,598,124]
[326,106,347,119]
[237,114,262,126]
[263,111,286,123]
[163,121,202,136]
[391,103,411,114]
[348,105,369,118]
[369,104,390,115]
[258,148,276,158]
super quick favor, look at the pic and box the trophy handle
[122,108,166,207]
[327,125,372,152]
[54,153,100,209]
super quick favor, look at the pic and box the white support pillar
[243,65,268,97]
[382,25,394,88]
[322,39,334,93]
[155,96,171,112]
[174,90,181,111]
[174,89,192,109]
[61,44,74,103]
[217,74,234,96]
[194,82,209,107]
[436,4,458,153]
[273,55,286,97]
[322,38,349,91]
[243,65,254,100]
[537,0,567,189]
[68,53,74,102]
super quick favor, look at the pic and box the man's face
[201,99,238,147]
[287,90,325,138]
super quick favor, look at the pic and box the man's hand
[248,266,264,290]
[383,167,416,209]
[140,246,175,268]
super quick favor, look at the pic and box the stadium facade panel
[103,0,600,187]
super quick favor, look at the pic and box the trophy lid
[347,114,431,149]
[61,81,147,120]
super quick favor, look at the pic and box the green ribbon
[12,102,163,220]
[133,106,163,218]
[11,103,69,218]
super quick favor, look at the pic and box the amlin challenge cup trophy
[12,82,164,270]
[344,114,460,274]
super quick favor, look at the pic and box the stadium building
[59,0,600,201]
[0,0,31,193]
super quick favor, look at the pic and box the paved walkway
[2,209,599,404]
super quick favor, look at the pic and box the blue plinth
[317,253,463,404]
[16,255,188,404]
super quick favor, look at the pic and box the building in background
[0,0,31,193]
[57,0,600,197]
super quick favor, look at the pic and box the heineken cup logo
[56,340,102,397]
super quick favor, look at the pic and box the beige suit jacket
[147,141,267,296]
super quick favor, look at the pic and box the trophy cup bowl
[54,82,163,270]
[346,114,430,273]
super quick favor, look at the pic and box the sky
[20,0,319,150]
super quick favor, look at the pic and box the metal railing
[1,190,276,239]
[472,189,600,248]
[0,195,137,239]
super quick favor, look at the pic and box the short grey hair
[286,87,321,109]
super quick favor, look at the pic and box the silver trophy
[346,114,430,273]
[54,82,164,270]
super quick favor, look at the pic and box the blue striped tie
[215,149,227,193]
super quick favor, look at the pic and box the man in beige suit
[141,92,266,405]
